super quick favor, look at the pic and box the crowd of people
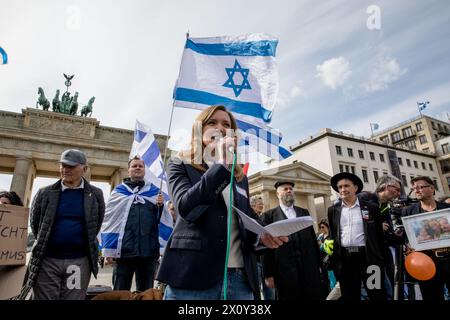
[2,105,450,301]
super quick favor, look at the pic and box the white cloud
[316,57,351,90]
[290,86,304,98]
[362,56,407,92]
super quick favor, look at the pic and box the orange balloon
[405,252,436,281]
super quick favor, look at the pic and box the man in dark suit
[261,181,326,300]
[327,172,386,301]
[403,176,450,300]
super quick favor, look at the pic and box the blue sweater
[46,188,88,259]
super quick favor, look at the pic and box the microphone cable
[222,149,237,300]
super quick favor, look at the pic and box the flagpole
[417,102,422,117]
[370,123,374,136]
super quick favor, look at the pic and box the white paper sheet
[233,206,314,237]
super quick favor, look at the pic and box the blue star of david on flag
[223,59,252,97]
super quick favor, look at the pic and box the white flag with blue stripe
[0,47,7,65]
[130,120,174,254]
[100,182,161,258]
[173,33,291,160]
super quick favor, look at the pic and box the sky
[1,0,450,199]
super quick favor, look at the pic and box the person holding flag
[156,105,288,300]
[100,156,164,291]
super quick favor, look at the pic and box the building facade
[435,136,450,195]
[372,115,450,153]
[272,128,447,199]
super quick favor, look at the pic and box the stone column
[307,194,318,232]
[323,194,332,212]
[83,166,92,182]
[261,190,271,212]
[110,168,128,191]
[10,156,36,207]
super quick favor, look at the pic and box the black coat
[156,158,260,297]
[402,201,450,217]
[18,179,105,299]
[327,199,385,280]
[261,206,326,300]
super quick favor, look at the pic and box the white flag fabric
[173,33,291,160]
[100,182,160,258]
[130,120,174,253]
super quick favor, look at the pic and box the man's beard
[281,193,295,207]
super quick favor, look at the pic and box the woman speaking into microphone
[156,105,287,300]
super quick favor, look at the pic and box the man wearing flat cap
[327,172,386,300]
[261,180,327,300]
[19,149,105,300]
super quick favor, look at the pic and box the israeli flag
[371,123,379,130]
[130,120,174,253]
[173,34,291,160]
[418,101,429,111]
[0,47,7,65]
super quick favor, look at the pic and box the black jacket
[120,179,162,258]
[327,199,385,280]
[261,205,326,300]
[19,179,105,299]
[156,158,260,297]
[402,201,450,217]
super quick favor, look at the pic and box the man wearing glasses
[403,176,450,300]
[359,174,404,299]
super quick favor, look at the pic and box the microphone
[227,145,235,154]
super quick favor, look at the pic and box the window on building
[435,134,439,140]
[373,170,379,183]
[351,166,355,174]
[362,169,369,183]
[406,159,411,167]
[398,157,403,166]
[429,163,433,171]
[410,175,415,183]
[336,145,342,155]
[433,179,439,191]
[413,160,418,168]
[391,131,401,143]
[369,152,375,160]
[442,143,450,155]
[339,164,344,173]
[402,126,413,138]
[438,123,442,131]
[421,162,426,170]
[358,150,364,159]
[379,154,385,162]
[432,122,436,130]
[347,148,354,157]
[405,140,417,150]
[402,175,408,187]
[416,122,423,131]
[419,135,427,144]
[345,165,349,172]
[380,136,390,144]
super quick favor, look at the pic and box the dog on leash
[92,288,163,300]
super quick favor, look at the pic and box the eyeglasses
[412,185,431,191]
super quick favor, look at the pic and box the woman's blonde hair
[178,105,244,182]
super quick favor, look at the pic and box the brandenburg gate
[0,108,168,207]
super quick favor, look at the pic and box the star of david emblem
[223,59,252,97]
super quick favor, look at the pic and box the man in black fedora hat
[261,180,327,300]
[327,172,387,300]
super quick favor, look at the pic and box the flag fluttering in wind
[0,47,7,65]
[173,33,291,160]
[417,101,429,111]
[130,120,174,253]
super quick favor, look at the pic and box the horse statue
[52,89,61,112]
[36,87,50,111]
[80,96,95,117]
[69,92,79,115]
